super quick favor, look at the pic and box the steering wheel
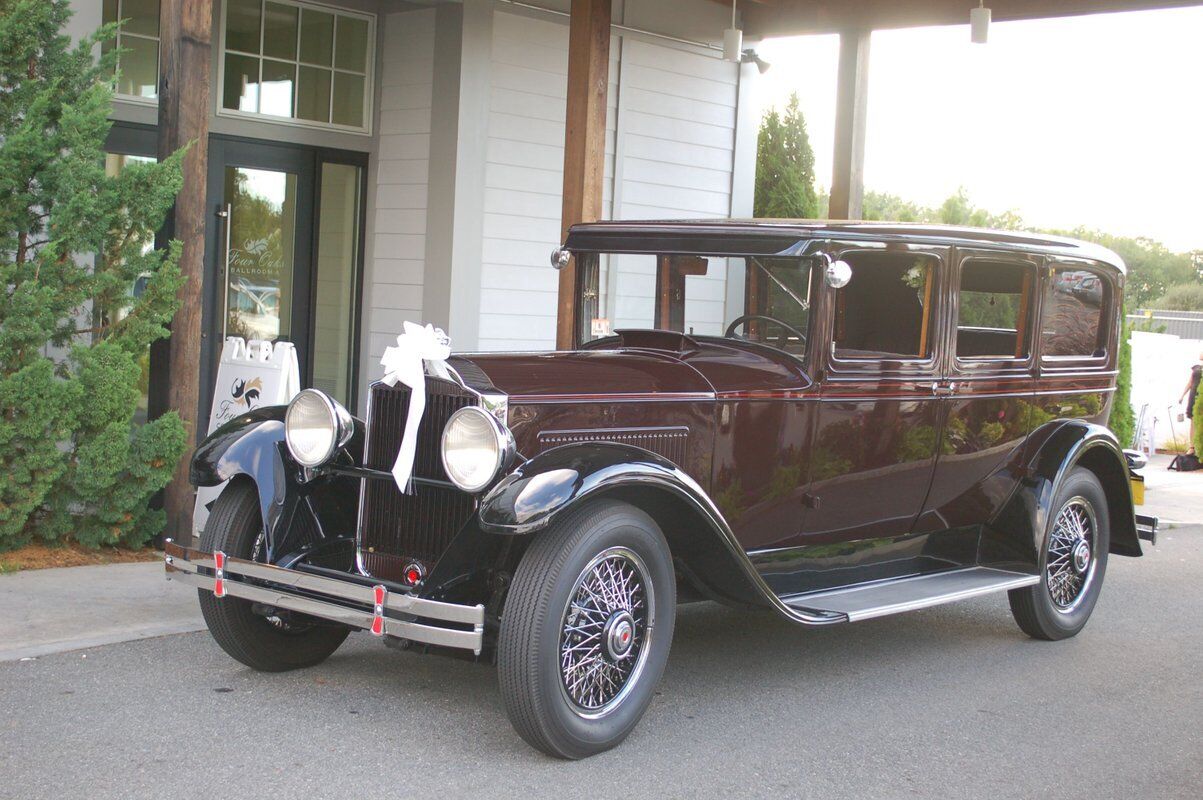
[724,314,807,349]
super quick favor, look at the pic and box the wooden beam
[557,0,612,350]
[157,0,213,545]
[828,28,870,220]
[744,0,1203,38]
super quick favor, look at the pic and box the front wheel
[1009,468,1110,640]
[197,481,350,671]
[497,500,676,759]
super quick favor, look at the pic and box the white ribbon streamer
[379,321,452,493]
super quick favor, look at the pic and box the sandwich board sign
[192,337,301,538]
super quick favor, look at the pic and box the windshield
[576,253,814,359]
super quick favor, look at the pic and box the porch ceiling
[724,0,1203,37]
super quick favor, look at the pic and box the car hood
[449,350,715,401]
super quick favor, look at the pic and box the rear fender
[189,406,363,564]
[477,443,844,625]
[980,420,1141,570]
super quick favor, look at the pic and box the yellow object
[1130,475,1145,506]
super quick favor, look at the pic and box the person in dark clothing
[1179,354,1203,454]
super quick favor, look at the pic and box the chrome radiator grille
[359,378,477,581]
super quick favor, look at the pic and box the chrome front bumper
[164,541,485,654]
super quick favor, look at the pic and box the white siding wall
[476,11,738,351]
[478,12,617,351]
[364,7,435,383]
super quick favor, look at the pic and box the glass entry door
[221,165,299,344]
[203,138,364,422]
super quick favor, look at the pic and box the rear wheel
[1009,468,1110,640]
[498,500,676,759]
[197,481,349,671]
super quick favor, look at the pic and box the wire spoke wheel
[1046,496,1097,612]
[558,547,654,718]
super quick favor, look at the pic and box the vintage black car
[167,220,1157,759]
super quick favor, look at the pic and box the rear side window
[956,260,1035,359]
[833,252,938,361]
[1042,267,1108,358]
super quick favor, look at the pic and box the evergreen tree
[754,94,818,219]
[0,0,186,549]
[1109,324,1134,447]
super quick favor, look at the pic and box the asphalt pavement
[2,525,1199,800]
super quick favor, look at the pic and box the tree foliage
[754,94,819,219]
[1111,324,1134,447]
[1152,283,1203,312]
[0,0,186,549]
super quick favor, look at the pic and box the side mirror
[826,259,852,289]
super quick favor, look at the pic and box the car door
[800,244,948,548]
[915,250,1039,541]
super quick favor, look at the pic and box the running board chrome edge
[780,567,1040,623]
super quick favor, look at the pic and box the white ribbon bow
[380,321,452,493]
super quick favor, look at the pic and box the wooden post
[829,28,870,221]
[157,0,212,545]
[556,0,612,350]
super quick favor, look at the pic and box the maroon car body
[170,220,1156,758]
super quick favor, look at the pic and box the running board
[781,567,1040,623]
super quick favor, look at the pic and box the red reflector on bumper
[213,551,227,598]
[371,585,387,636]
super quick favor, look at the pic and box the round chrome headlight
[285,389,353,468]
[440,406,511,492]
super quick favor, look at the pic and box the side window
[1042,267,1108,358]
[833,252,938,361]
[956,259,1035,360]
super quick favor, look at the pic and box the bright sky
[755,6,1203,252]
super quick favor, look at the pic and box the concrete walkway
[1,453,1196,663]
[0,559,203,662]
[1141,453,1203,526]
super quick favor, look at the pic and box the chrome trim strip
[164,543,483,635]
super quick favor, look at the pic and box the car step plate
[782,567,1040,623]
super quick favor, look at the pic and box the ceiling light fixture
[970,1,991,44]
[723,0,743,61]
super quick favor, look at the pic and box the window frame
[216,0,377,136]
[951,252,1040,375]
[103,0,162,106]
[1037,260,1115,372]
[825,244,946,378]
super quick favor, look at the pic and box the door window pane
[102,0,161,101]
[331,72,364,127]
[956,260,1034,359]
[297,66,332,123]
[312,163,362,405]
[260,59,296,117]
[262,2,299,61]
[116,34,159,99]
[833,252,938,360]
[223,53,260,112]
[1042,268,1107,358]
[334,16,369,71]
[220,1,373,131]
[224,167,297,343]
[225,0,262,54]
[300,8,334,66]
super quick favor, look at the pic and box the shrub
[1108,323,1134,448]
[1194,386,1203,456]
[0,0,186,550]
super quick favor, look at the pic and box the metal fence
[1129,309,1203,341]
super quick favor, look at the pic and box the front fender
[478,443,710,535]
[478,443,844,625]
[190,406,364,563]
[981,420,1141,570]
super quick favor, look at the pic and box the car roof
[564,219,1126,275]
